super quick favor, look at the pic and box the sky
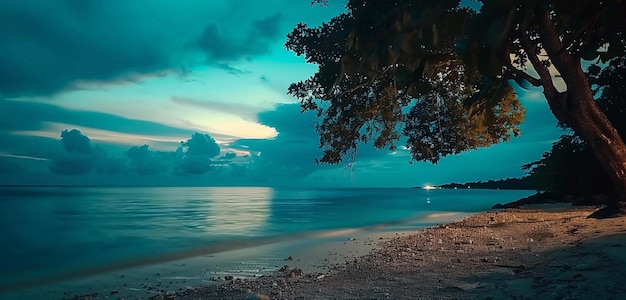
[0,0,565,187]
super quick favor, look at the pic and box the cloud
[182,133,220,157]
[174,133,223,175]
[0,0,347,97]
[174,155,215,175]
[256,103,317,138]
[214,63,250,75]
[95,155,127,175]
[195,13,283,61]
[59,129,93,154]
[231,103,324,181]
[171,96,259,121]
[46,129,229,177]
[49,154,96,175]
[0,0,172,97]
[125,145,170,176]
[49,129,100,175]
[0,99,194,138]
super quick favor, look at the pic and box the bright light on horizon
[423,184,437,190]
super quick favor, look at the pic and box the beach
[3,187,540,300]
[5,202,625,299]
[179,205,626,299]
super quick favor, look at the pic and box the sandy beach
[175,205,626,300]
[8,205,625,300]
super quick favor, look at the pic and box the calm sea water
[0,186,533,294]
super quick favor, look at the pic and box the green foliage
[523,135,590,195]
[286,0,523,164]
[287,0,626,164]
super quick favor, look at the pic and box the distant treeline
[439,177,539,190]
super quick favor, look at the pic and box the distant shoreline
[414,177,539,191]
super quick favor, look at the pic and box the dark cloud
[256,103,317,138]
[125,145,169,176]
[251,103,396,166]
[196,13,283,61]
[49,154,95,175]
[49,129,99,175]
[252,13,282,38]
[0,131,62,163]
[60,129,93,154]
[0,0,347,98]
[182,133,220,157]
[47,130,228,177]
[231,103,323,180]
[117,133,225,176]
[196,24,233,60]
[0,99,194,138]
[214,63,250,75]
[173,133,223,175]
[175,155,215,175]
[95,155,127,175]
[0,0,171,97]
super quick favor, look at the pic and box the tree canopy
[287,0,626,204]
[287,0,526,164]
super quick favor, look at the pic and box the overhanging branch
[518,15,558,99]
[506,66,542,87]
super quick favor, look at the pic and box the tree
[523,56,626,201]
[287,0,626,214]
[522,134,612,199]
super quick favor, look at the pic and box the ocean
[0,186,533,299]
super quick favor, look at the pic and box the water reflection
[204,187,272,236]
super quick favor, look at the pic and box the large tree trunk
[544,58,626,215]
[533,9,626,217]
[565,85,626,201]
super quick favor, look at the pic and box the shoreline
[184,205,626,299]
[6,205,625,299]
[1,212,470,300]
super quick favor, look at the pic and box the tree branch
[535,8,573,70]
[518,12,558,99]
[505,65,542,87]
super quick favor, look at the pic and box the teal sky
[0,0,564,187]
